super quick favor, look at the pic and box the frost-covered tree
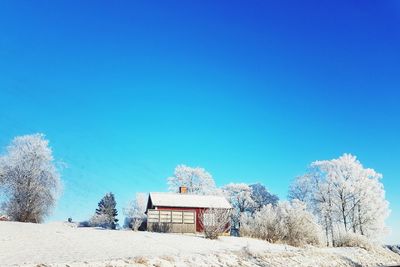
[95,192,119,229]
[289,154,389,246]
[167,164,218,195]
[123,193,147,231]
[289,170,336,246]
[249,183,279,211]
[222,183,254,232]
[288,173,314,203]
[0,134,62,223]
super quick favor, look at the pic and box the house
[0,215,9,221]
[146,187,232,233]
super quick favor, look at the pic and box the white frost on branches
[241,200,322,246]
[123,193,148,230]
[199,208,231,239]
[222,183,254,230]
[250,183,279,211]
[0,134,62,223]
[167,165,218,195]
[289,153,389,246]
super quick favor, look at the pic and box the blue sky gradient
[0,1,399,243]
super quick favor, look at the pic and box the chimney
[179,186,188,194]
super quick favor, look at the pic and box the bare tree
[0,134,62,223]
[123,193,147,231]
[199,208,231,239]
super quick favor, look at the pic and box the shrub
[282,201,322,246]
[240,200,323,247]
[199,208,231,239]
[90,213,112,228]
[124,217,147,231]
[78,220,90,227]
[132,217,146,231]
[132,256,148,265]
[336,232,373,251]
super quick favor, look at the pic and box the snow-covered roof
[148,192,232,209]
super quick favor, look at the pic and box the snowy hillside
[387,245,400,256]
[0,221,399,267]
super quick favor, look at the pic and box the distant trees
[168,164,218,195]
[92,192,119,229]
[222,183,254,230]
[222,182,279,234]
[288,174,313,202]
[288,154,389,246]
[161,158,389,248]
[166,165,281,237]
[0,134,62,223]
[250,183,279,211]
[123,193,147,231]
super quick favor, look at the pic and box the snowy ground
[1,221,400,267]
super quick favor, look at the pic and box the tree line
[144,158,388,246]
[0,134,390,248]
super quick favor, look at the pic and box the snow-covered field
[1,221,399,267]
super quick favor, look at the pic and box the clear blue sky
[0,1,399,243]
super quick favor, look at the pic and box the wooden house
[146,187,232,233]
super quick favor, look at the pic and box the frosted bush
[239,213,255,237]
[336,232,374,251]
[199,208,231,239]
[281,200,323,246]
[89,214,111,228]
[241,200,323,247]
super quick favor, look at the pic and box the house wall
[147,208,196,233]
[156,206,205,232]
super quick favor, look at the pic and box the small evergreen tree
[95,192,118,229]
